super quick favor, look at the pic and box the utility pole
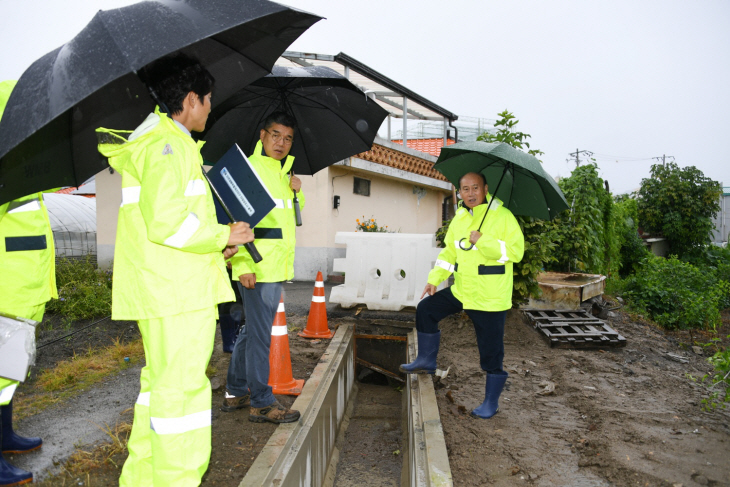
[652,154,674,166]
[567,148,593,169]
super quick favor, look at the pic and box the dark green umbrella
[434,141,569,221]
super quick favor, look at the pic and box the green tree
[638,162,721,259]
[549,163,619,277]
[477,110,544,157]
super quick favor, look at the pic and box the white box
[0,314,38,382]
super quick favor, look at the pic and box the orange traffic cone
[268,295,304,396]
[299,271,334,339]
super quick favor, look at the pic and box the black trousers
[416,287,507,374]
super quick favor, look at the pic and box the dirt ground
[434,306,730,487]
[11,301,730,486]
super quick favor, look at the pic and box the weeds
[620,255,730,330]
[46,256,112,324]
[14,337,143,420]
[62,420,133,476]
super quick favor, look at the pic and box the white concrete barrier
[330,232,445,311]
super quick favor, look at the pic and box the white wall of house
[294,161,450,280]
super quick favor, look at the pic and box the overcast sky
[1,0,728,194]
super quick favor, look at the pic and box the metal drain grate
[522,309,627,349]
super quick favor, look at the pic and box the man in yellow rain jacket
[0,79,55,487]
[97,54,253,487]
[221,112,303,424]
[400,172,524,419]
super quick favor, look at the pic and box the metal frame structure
[278,51,459,148]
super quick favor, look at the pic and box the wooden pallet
[521,309,627,349]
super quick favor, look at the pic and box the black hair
[263,111,297,133]
[458,172,487,187]
[140,52,215,115]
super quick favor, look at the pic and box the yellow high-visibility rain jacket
[97,107,233,320]
[428,195,524,311]
[230,140,304,283]
[0,79,58,311]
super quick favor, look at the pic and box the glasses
[264,129,293,145]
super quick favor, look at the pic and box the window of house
[353,177,371,196]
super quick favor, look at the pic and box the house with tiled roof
[95,52,461,280]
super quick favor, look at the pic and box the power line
[591,152,654,162]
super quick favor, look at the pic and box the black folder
[206,144,276,227]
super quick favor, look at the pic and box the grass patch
[35,418,133,486]
[62,420,132,476]
[46,256,113,325]
[14,337,144,420]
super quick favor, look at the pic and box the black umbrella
[200,65,389,175]
[0,0,321,205]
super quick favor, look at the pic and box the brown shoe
[221,392,250,412]
[249,401,300,424]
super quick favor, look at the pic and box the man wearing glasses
[221,112,303,423]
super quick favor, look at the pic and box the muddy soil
[10,302,730,486]
[435,307,730,486]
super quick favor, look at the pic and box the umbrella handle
[290,170,302,227]
[458,238,475,251]
[201,167,263,263]
[293,190,303,227]
[475,164,511,231]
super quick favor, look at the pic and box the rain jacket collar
[461,193,503,215]
[129,107,190,141]
[254,140,295,174]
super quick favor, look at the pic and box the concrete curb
[402,329,453,486]
[241,324,356,486]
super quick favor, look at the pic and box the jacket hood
[97,106,191,173]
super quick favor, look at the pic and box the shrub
[621,255,729,330]
[512,216,558,305]
[703,344,730,410]
[613,197,650,277]
[46,256,112,322]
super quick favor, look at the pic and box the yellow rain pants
[119,306,216,487]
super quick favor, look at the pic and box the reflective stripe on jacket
[427,195,524,311]
[0,79,58,308]
[230,140,304,283]
[96,107,233,320]
[0,193,58,308]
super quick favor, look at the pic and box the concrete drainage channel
[241,322,453,486]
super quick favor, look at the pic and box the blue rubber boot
[1,401,41,454]
[0,403,33,486]
[471,372,508,419]
[399,331,440,374]
[219,304,243,354]
[0,452,32,486]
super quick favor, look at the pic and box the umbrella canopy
[434,141,569,220]
[200,65,389,175]
[0,0,321,205]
